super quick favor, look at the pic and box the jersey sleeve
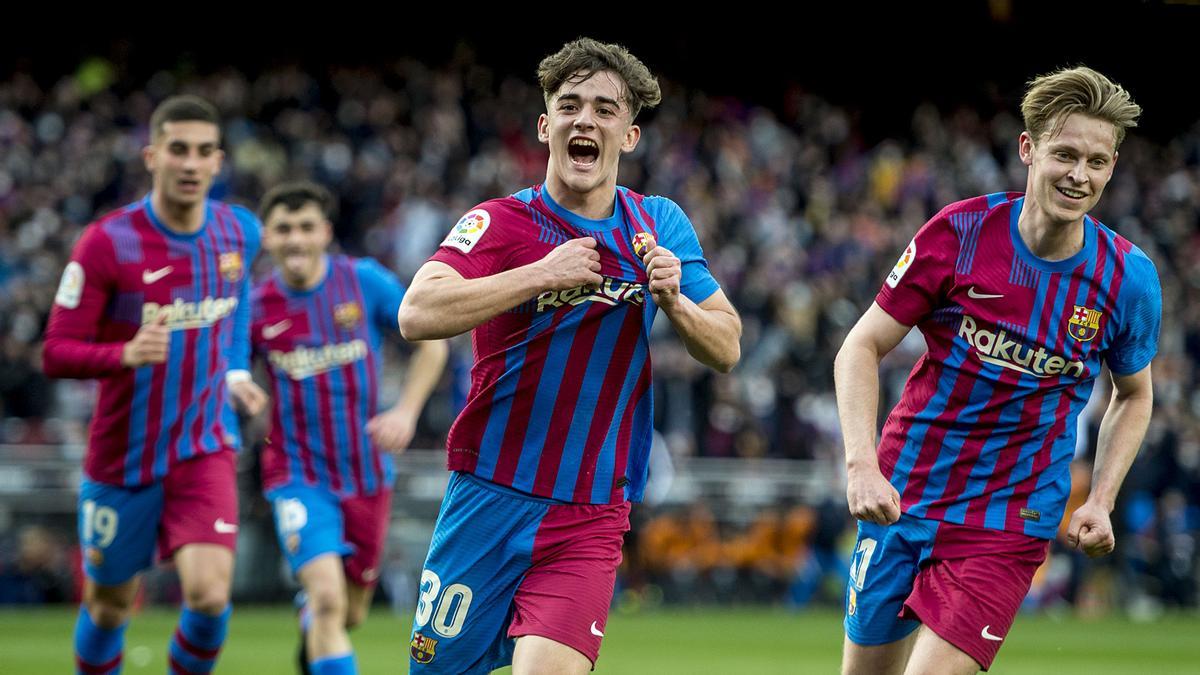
[42,225,127,378]
[227,206,261,372]
[874,209,960,326]
[427,204,514,279]
[1106,249,1161,375]
[649,197,721,304]
[355,257,407,334]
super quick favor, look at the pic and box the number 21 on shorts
[414,570,474,638]
[848,537,877,590]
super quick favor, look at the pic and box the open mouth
[1056,186,1087,200]
[178,179,201,193]
[568,137,599,167]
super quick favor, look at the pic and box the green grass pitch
[2,606,1197,673]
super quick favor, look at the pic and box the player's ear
[212,148,225,175]
[537,113,550,145]
[621,123,641,154]
[142,144,157,172]
[1018,131,1034,167]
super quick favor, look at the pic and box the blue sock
[168,605,231,674]
[74,607,126,674]
[311,652,357,675]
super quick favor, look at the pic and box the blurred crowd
[0,49,1196,612]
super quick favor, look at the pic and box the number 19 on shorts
[414,570,474,638]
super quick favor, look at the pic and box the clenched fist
[122,312,171,368]
[535,237,603,290]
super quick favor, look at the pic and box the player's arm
[1067,364,1153,557]
[367,339,449,453]
[833,302,911,525]
[227,211,268,416]
[398,237,602,340]
[656,287,741,373]
[637,225,740,373]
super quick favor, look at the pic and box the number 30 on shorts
[414,570,474,638]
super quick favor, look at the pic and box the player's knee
[86,598,132,629]
[308,586,348,622]
[182,583,231,615]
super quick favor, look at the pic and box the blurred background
[0,2,1198,671]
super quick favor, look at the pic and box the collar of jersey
[1008,196,1097,274]
[537,184,626,232]
[143,193,212,241]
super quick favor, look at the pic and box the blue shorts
[78,452,238,586]
[266,483,392,586]
[409,472,629,674]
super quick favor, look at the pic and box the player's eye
[1054,151,1072,161]
[169,143,187,155]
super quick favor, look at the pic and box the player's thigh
[900,524,1047,672]
[160,450,238,560]
[843,515,935,648]
[512,635,591,675]
[267,484,351,578]
[409,473,549,675]
[903,625,980,675]
[78,479,163,586]
[340,488,391,589]
[509,500,630,669]
[842,632,916,675]
[298,553,349,618]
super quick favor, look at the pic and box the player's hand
[1066,500,1116,558]
[638,236,682,311]
[535,237,603,290]
[846,463,901,525]
[229,380,269,417]
[121,312,171,367]
[367,404,419,454]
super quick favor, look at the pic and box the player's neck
[1017,206,1085,262]
[151,191,206,234]
[543,175,616,220]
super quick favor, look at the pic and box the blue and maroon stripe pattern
[430,185,719,505]
[253,256,404,497]
[45,196,259,487]
[875,193,1160,538]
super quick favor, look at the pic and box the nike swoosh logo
[214,518,239,534]
[142,266,174,284]
[262,320,292,340]
[590,621,604,637]
[981,625,1004,641]
[967,286,1004,300]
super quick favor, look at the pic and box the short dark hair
[258,180,338,222]
[537,38,661,119]
[149,95,220,142]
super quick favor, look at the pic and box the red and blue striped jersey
[429,185,720,504]
[43,195,260,487]
[876,192,1161,538]
[252,255,407,497]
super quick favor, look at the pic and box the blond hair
[1021,66,1141,149]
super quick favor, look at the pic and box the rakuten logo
[142,297,238,329]
[958,315,1085,379]
[536,278,645,312]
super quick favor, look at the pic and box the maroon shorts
[341,489,392,586]
[899,521,1048,670]
[158,450,239,560]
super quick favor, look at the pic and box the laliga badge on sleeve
[886,238,917,288]
[442,209,491,254]
[55,261,85,309]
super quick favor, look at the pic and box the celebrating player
[835,67,1160,674]
[250,181,447,675]
[397,38,741,674]
[43,95,266,674]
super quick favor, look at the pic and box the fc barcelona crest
[219,252,243,282]
[410,632,438,664]
[1067,305,1102,342]
[334,302,362,330]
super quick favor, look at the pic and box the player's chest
[507,225,651,317]
[118,237,244,302]
[255,294,372,352]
